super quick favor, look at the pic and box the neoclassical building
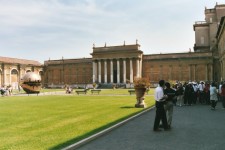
[91,43,143,84]
[217,16,225,80]
[43,42,213,88]
[0,56,43,89]
[43,3,225,87]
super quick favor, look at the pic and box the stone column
[222,60,224,80]
[169,65,172,80]
[110,59,113,83]
[221,61,223,81]
[3,65,6,85]
[189,65,192,81]
[150,67,153,81]
[140,58,142,77]
[9,68,12,85]
[194,64,196,81]
[210,64,213,81]
[123,59,126,83]
[160,65,163,79]
[104,60,107,83]
[92,61,96,83]
[136,59,140,78]
[179,65,182,81]
[130,59,133,83]
[117,59,120,83]
[18,66,21,85]
[98,60,101,83]
[205,64,208,81]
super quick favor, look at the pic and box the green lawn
[0,94,155,150]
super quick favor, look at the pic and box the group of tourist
[172,80,225,109]
[64,85,73,94]
[0,85,12,96]
[153,79,225,132]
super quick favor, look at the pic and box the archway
[11,69,19,89]
[39,71,44,76]
[0,69,2,87]
[26,70,31,73]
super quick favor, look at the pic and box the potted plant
[134,77,150,108]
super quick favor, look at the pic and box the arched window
[26,70,31,73]
[11,69,18,75]
[39,71,44,76]
[11,69,19,84]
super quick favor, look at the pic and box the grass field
[0,91,155,150]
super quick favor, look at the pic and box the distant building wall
[43,58,92,88]
[142,52,213,83]
[0,57,43,89]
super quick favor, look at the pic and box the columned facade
[104,60,107,83]
[130,59,133,83]
[98,60,101,83]
[110,59,113,83]
[91,44,143,84]
[117,59,120,83]
[123,59,126,83]
[91,57,142,84]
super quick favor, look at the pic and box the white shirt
[198,84,205,91]
[192,84,198,92]
[154,86,164,102]
[219,84,222,94]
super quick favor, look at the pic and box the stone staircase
[97,83,127,89]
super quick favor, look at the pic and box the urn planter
[134,87,147,108]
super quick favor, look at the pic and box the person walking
[220,83,225,109]
[204,82,210,105]
[192,82,198,104]
[164,82,176,128]
[153,80,170,131]
[184,83,194,106]
[210,82,218,110]
[176,83,184,106]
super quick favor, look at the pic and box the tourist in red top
[204,82,210,105]
[220,83,225,109]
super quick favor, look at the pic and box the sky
[0,0,225,63]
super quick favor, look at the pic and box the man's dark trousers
[153,101,168,130]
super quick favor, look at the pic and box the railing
[205,9,215,13]
[195,21,207,24]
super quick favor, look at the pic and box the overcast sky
[0,0,224,63]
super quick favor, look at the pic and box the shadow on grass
[120,106,135,109]
[49,110,145,150]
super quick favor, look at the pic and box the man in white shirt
[153,80,170,131]
[198,81,205,104]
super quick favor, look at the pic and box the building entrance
[113,70,117,83]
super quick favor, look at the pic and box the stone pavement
[75,102,225,150]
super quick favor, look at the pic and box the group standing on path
[0,85,12,96]
[153,79,225,132]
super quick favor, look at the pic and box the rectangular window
[201,37,205,45]
[210,18,212,23]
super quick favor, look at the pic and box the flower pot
[134,87,147,108]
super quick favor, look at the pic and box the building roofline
[0,56,42,66]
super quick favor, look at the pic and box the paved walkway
[75,102,225,150]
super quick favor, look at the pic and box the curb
[62,106,155,150]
